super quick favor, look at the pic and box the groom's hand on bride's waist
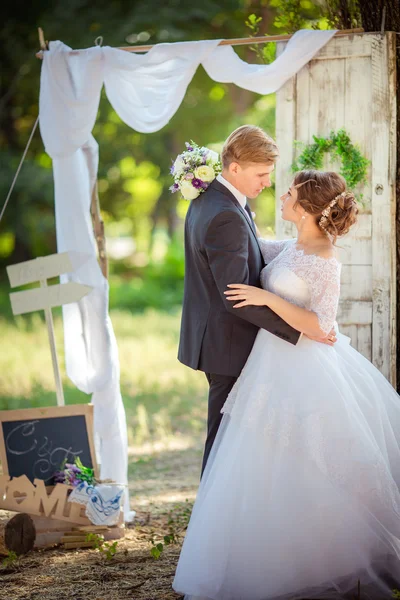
[304,328,337,346]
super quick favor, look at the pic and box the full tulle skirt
[173,331,400,599]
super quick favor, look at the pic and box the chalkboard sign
[0,405,98,485]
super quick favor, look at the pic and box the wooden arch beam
[36,28,364,59]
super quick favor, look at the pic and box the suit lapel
[210,179,264,260]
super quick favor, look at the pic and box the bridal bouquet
[169,141,222,200]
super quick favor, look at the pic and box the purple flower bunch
[54,456,95,487]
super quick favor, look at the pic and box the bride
[173,169,400,599]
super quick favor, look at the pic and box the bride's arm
[204,210,301,345]
[225,259,341,339]
[225,286,324,337]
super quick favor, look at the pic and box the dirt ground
[0,442,203,600]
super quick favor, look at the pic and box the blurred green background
[0,1,343,477]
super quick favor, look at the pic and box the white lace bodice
[258,238,341,336]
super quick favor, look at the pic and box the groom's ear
[229,162,240,175]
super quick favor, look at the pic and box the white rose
[180,180,201,200]
[173,155,186,176]
[194,165,215,183]
[204,148,219,164]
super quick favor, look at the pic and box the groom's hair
[221,125,279,169]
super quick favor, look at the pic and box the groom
[178,125,300,474]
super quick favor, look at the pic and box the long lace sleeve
[258,238,294,264]
[302,258,341,336]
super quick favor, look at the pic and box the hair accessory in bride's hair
[319,191,346,230]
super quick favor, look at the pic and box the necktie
[244,202,256,232]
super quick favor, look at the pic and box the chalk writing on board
[6,420,84,480]
[5,421,40,455]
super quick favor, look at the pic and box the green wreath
[291,129,369,196]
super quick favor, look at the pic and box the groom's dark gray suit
[178,178,300,473]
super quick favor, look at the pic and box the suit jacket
[178,179,300,377]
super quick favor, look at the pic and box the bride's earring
[301,215,306,221]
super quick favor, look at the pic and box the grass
[1,305,399,598]
[0,308,206,436]
[0,305,205,599]
[0,306,208,509]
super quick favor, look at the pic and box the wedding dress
[173,239,400,600]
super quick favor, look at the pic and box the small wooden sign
[0,404,98,485]
[6,252,93,406]
[6,251,90,288]
[10,282,91,315]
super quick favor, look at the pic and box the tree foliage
[0,0,267,267]
[2,1,398,275]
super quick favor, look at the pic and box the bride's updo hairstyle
[293,170,359,243]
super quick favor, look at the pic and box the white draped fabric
[38,28,336,520]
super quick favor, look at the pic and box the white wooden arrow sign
[6,251,90,288]
[10,282,91,316]
[6,252,93,407]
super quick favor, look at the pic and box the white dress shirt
[216,174,248,211]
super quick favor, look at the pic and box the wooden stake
[35,28,364,59]
[40,278,65,406]
[64,540,101,549]
[36,28,108,281]
[38,28,48,51]
[73,525,109,532]
[61,535,97,543]
[90,179,108,279]
[116,28,365,53]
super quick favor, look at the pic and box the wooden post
[38,27,48,51]
[90,179,108,279]
[35,28,365,59]
[37,27,108,280]
[40,278,65,406]
[370,32,397,386]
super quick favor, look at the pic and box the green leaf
[2,551,18,567]
[247,13,262,25]
[291,128,370,200]
[150,547,161,559]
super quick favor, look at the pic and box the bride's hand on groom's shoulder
[224,284,269,308]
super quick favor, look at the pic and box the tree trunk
[358,0,400,32]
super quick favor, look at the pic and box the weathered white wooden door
[275,32,397,384]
